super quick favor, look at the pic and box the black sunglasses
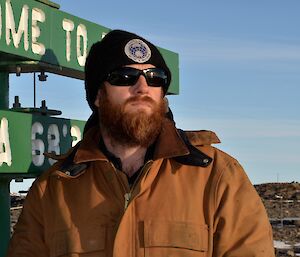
[106,67,168,87]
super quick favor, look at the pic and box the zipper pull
[124,192,131,210]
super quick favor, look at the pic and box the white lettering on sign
[4,1,45,56]
[76,24,87,66]
[71,125,81,147]
[1,2,102,65]
[62,19,88,67]
[0,118,12,166]
[31,123,82,167]
[62,19,74,62]
[32,8,45,55]
[31,122,45,167]
[47,124,60,165]
[6,0,29,51]
[0,118,83,168]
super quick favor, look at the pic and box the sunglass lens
[145,69,167,87]
[107,67,168,87]
[107,68,139,86]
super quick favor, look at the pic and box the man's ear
[94,88,102,108]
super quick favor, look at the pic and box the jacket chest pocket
[143,220,208,257]
[50,225,106,257]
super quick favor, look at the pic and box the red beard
[98,89,165,147]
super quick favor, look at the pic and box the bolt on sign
[0,110,85,175]
[0,0,179,93]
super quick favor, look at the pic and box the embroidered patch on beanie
[124,39,151,63]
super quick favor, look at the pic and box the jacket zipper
[124,192,131,210]
[124,160,153,210]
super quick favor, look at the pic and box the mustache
[125,95,156,105]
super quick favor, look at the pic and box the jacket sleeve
[6,180,49,257]
[212,160,275,257]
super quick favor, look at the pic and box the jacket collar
[73,118,190,164]
[185,130,220,146]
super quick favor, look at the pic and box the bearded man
[6,30,275,257]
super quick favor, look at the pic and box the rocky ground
[255,182,300,256]
[254,183,300,244]
[10,182,300,256]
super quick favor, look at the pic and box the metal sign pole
[0,177,11,257]
[0,73,9,110]
[0,72,11,257]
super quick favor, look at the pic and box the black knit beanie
[84,29,172,111]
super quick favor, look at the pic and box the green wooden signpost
[0,0,179,256]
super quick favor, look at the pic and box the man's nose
[132,75,149,94]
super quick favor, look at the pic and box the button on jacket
[6,119,275,257]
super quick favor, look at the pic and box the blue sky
[9,1,300,191]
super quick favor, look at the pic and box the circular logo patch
[124,39,151,63]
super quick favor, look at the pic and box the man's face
[94,64,166,147]
[95,64,163,115]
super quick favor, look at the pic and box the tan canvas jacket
[6,119,275,257]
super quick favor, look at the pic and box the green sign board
[0,0,179,94]
[0,110,85,175]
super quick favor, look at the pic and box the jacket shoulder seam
[212,154,240,213]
